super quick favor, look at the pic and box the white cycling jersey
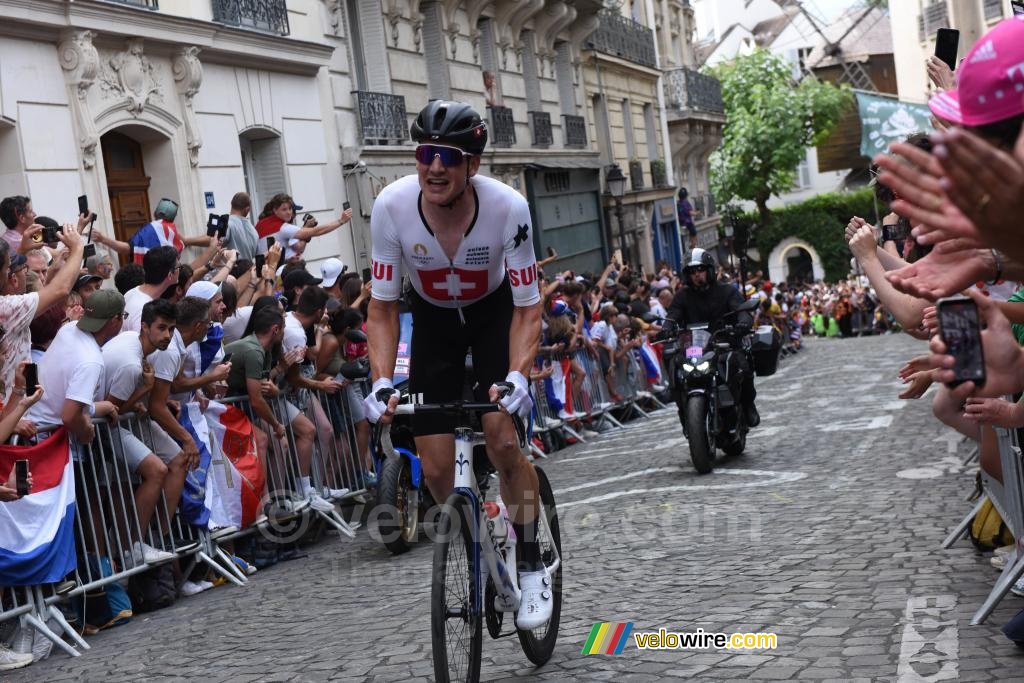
[369,174,540,309]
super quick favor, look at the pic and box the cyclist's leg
[480,411,540,530]
[407,289,469,503]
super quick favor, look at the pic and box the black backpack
[127,563,177,613]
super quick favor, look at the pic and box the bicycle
[377,399,563,683]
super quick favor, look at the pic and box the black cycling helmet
[411,100,488,155]
[683,248,716,291]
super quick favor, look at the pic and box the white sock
[300,476,312,496]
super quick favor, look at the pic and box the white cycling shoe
[516,567,554,630]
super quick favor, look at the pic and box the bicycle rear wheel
[517,466,563,665]
[431,493,482,683]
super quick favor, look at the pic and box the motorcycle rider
[665,248,760,427]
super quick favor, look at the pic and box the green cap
[78,289,125,333]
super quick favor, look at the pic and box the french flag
[0,429,77,586]
[637,340,663,384]
[203,402,266,529]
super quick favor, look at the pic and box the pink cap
[928,17,1024,127]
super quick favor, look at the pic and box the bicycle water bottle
[484,501,510,549]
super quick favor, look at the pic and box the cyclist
[665,248,760,427]
[363,100,552,629]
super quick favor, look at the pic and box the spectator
[25,289,124,443]
[0,195,42,257]
[223,192,259,261]
[254,194,353,260]
[92,198,208,263]
[320,258,347,304]
[281,268,322,311]
[101,299,182,565]
[0,226,85,402]
[114,262,145,295]
[85,253,114,282]
[589,304,622,401]
[74,274,102,300]
[25,250,48,283]
[123,246,179,332]
[677,188,699,250]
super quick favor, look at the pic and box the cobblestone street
[20,334,1024,682]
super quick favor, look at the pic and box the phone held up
[24,362,38,397]
[362,267,372,284]
[15,459,30,497]
[206,213,229,238]
[934,28,960,72]
[254,253,266,276]
[937,296,986,388]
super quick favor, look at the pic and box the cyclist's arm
[503,200,542,377]
[367,298,399,381]
[509,302,541,376]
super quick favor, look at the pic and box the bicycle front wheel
[517,466,563,665]
[431,493,482,683]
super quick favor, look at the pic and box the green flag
[857,92,933,157]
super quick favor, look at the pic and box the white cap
[185,280,220,300]
[320,257,346,288]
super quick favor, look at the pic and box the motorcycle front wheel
[685,395,715,474]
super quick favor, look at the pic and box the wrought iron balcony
[354,91,408,145]
[628,160,645,191]
[529,111,553,148]
[664,68,724,114]
[212,0,290,36]
[587,11,657,69]
[488,106,516,148]
[563,114,587,149]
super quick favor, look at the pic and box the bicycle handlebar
[377,401,528,462]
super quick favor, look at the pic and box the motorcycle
[655,299,765,474]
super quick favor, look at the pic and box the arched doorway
[101,130,151,248]
[785,246,814,284]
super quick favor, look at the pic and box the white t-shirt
[27,323,104,428]
[102,331,144,402]
[257,223,301,260]
[283,312,307,356]
[589,320,618,350]
[123,286,154,333]
[370,174,540,309]
[222,306,252,345]
[149,329,188,402]
[0,292,39,401]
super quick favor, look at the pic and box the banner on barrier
[204,401,266,529]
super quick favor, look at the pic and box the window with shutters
[643,103,658,159]
[421,1,451,100]
[521,31,542,112]
[554,42,576,115]
[346,0,391,94]
[240,130,287,216]
[593,94,612,162]
[622,99,636,159]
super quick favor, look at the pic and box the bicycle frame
[380,405,561,615]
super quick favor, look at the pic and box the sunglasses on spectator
[414,144,470,168]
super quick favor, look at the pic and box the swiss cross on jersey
[418,267,488,301]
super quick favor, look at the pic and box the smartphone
[221,353,232,365]
[218,214,229,238]
[546,246,556,258]
[206,213,219,237]
[24,363,38,396]
[15,460,29,497]
[343,201,351,211]
[935,28,960,71]
[78,195,88,216]
[254,253,266,275]
[41,225,60,244]
[266,236,276,250]
[362,266,372,284]
[83,243,96,260]
[937,296,985,388]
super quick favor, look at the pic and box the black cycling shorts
[408,278,513,436]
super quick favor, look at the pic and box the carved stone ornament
[101,38,162,116]
[446,23,459,59]
[172,46,204,167]
[58,30,101,169]
[322,0,343,36]
[385,10,401,47]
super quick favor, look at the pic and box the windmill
[797,0,887,91]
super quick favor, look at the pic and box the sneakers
[0,644,32,671]
[306,491,336,513]
[126,541,176,565]
[991,544,1016,570]
[320,486,350,501]
[1012,575,1024,598]
[581,429,600,438]
[516,567,554,630]
[361,470,378,488]
[210,526,239,541]
[180,579,214,597]
[231,555,258,576]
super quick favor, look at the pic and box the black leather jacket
[665,283,752,332]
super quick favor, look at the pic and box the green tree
[709,49,852,229]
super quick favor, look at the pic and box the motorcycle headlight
[682,363,694,372]
[696,361,710,372]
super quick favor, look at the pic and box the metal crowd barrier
[1,380,377,660]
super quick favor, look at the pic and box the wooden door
[101,131,151,259]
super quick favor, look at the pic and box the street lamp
[605,164,628,263]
